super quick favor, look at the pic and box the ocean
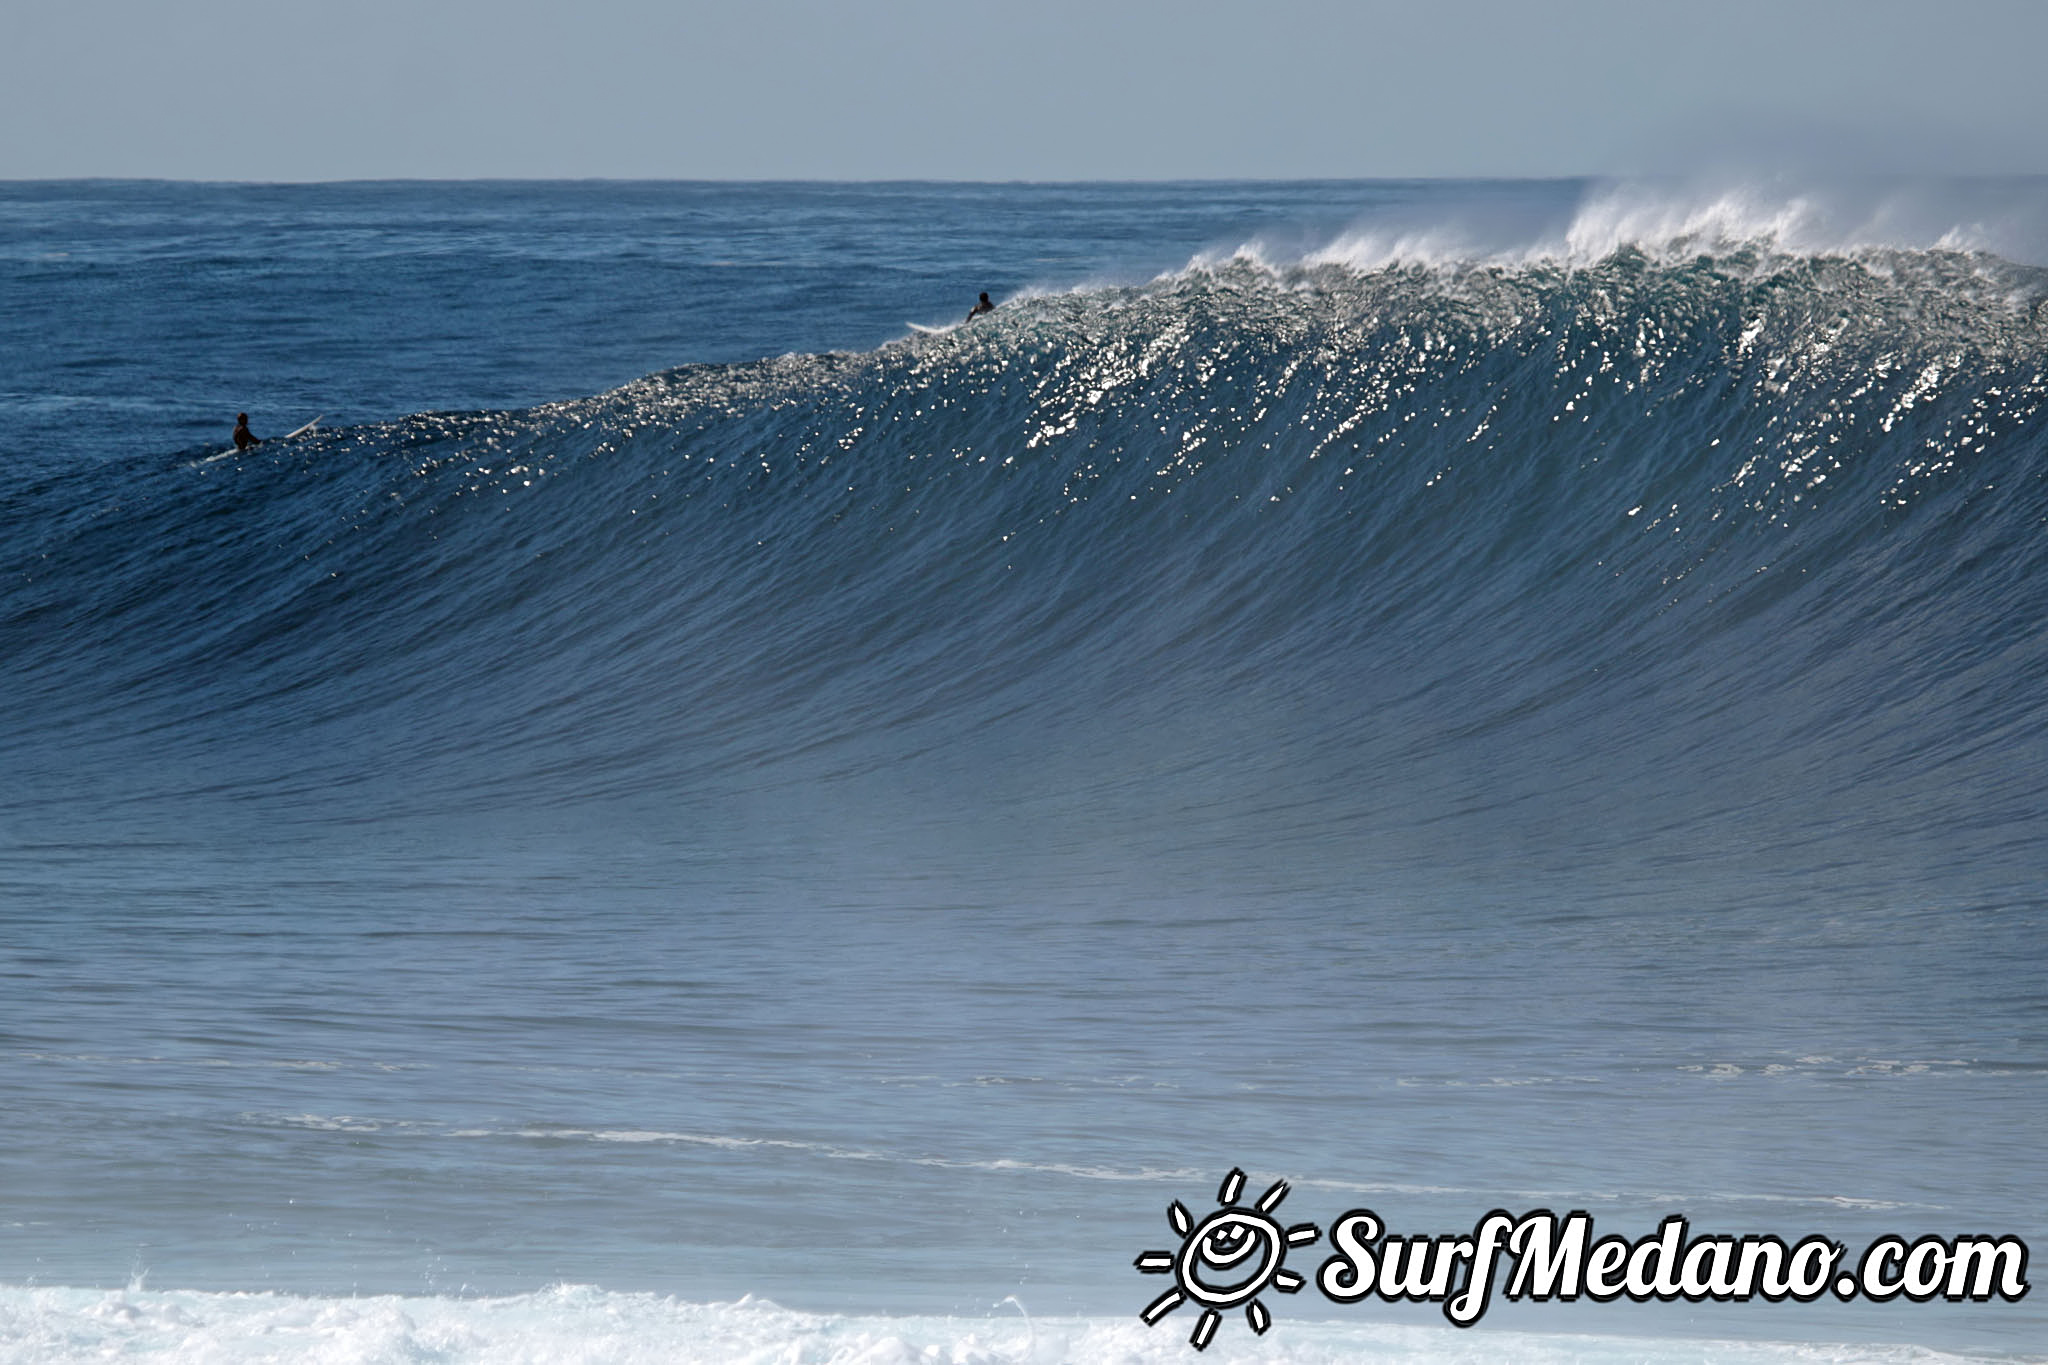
[0,178,2043,1363]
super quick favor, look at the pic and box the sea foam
[0,1283,2020,1365]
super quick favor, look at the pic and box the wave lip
[1247,177,2048,271]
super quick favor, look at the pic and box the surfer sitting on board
[232,413,258,451]
[965,292,994,323]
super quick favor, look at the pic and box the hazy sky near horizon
[5,0,2045,181]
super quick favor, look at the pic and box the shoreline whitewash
[0,1283,2038,1365]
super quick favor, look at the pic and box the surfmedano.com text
[1316,1209,2030,1327]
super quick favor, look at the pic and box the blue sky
[6,0,2045,180]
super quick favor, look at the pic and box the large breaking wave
[5,228,2046,879]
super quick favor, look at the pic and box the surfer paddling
[232,413,258,451]
[965,291,995,323]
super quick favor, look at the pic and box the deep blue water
[1,179,2045,1363]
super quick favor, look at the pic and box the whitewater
[0,179,2043,1363]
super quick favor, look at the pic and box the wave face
[6,239,2046,882]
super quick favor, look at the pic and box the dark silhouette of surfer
[965,292,995,323]
[232,413,257,451]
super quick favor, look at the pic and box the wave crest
[1193,178,2048,272]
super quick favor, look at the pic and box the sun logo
[1133,1168,1321,1350]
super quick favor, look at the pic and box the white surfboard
[199,415,324,463]
[908,321,959,336]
